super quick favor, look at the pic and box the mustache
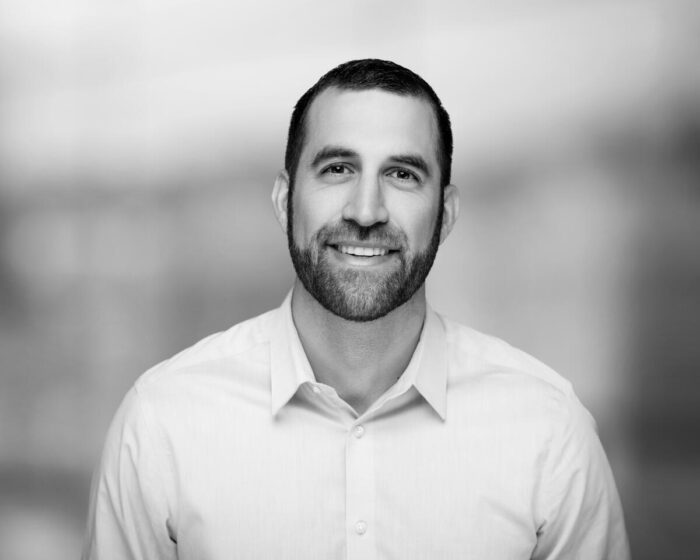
[316,221,407,247]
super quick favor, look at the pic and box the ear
[439,184,460,244]
[271,170,290,233]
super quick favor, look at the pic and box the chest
[168,401,545,560]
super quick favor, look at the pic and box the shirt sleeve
[532,395,630,560]
[82,386,177,560]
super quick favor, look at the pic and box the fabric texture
[83,291,630,559]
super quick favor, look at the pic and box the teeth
[338,245,389,257]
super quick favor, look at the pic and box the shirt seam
[132,384,179,544]
[137,337,271,389]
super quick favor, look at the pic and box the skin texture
[272,87,459,413]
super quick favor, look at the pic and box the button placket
[346,422,376,559]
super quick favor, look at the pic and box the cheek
[412,214,438,247]
[389,195,441,248]
[291,191,335,245]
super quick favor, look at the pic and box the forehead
[302,87,439,167]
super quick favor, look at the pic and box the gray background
[1,1,699,558]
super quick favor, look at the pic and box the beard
[287,193,444,322]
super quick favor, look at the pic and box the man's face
[286,87,447,322]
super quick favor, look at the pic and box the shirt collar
[269,289,448,420]
[411,303,448,420]
[270,289,315,416]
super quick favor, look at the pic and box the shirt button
[353,425,365,439]
[355,520,367,535]
[311,386,321,395]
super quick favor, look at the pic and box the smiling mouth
[329,244,399,257]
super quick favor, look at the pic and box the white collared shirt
[83,291,630,559]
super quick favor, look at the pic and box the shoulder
[439,313,591,427]
[441,314,573,394]
[132,307,279,406]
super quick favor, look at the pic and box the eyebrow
[310,146,359,168]
[310,145,433,178]
[389,154,431,178]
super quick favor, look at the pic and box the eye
[388,168,419,183]
[322,164,352,175]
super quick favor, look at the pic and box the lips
[336,245,390,257]
[326,240,401,258]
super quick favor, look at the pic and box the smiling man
[276,83,457,413]
[83,59,630,559]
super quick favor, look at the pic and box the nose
[341,174,389,227]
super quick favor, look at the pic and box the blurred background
[1,0,699,558]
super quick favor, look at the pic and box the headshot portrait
[1,3,699,560]
[82,58,629,559]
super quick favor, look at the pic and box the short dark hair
[284,59,453,188]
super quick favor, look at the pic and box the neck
[291,279,426,415]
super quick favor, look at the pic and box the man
[83,59,630,559]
